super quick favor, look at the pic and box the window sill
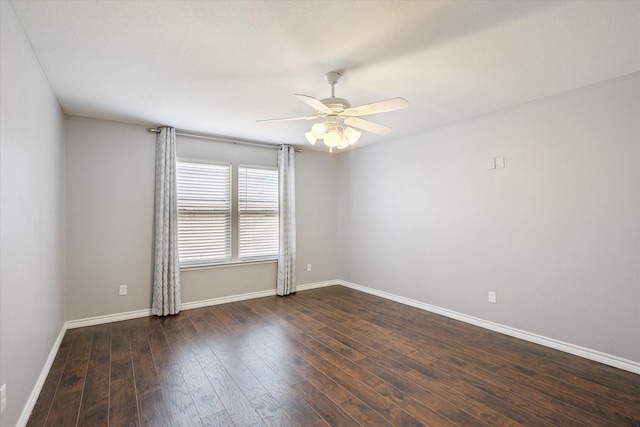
[180,258,277,272]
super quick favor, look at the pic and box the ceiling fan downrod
[325,71,341,98]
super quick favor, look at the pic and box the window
[175,160,278,268]
[176,160,231,267]
[238,165,279,260]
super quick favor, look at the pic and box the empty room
[1,1,639,426]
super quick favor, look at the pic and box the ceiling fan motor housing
[320,97,351,115]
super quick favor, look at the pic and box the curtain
[152,127,181,315]
[277,145,296,296]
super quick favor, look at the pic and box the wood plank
[227,302,389,427]
[201,409,235,427]
[170,309,265,426]
[44,328,93,426]
[181,310,269,403]
[143,316,203,427]
[236,347,329,427]
[109,321,140,426]
[77,324,110,426]
[129,320,172,427]
[160,314,225,420]
[26,331,73,427]
[249,298,458,426]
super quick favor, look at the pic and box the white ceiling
[9,0,640,151]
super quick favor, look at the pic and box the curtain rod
[147,127,302,152]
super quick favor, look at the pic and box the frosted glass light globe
[337,134,350,149]
[324,131,340,147]
[343,126,361,144]
[311,122,327,138]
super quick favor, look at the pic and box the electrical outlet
[1,383,6,414]
[488,291,497,303]
[307,264,312,272]
[119,284,127,295]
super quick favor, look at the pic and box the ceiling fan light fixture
[337,135,350,150]
[311,122,327,138]
[343,126,361,145]
[324,130,341,147]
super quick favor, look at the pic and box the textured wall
[338,73,640,363]
[1,3,67,425]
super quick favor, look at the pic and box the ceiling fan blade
[295,94,334,114]
[344,117,391,135]
[345,97,408,117]
[257,115,317,123]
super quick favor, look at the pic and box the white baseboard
[336,280,640,375]
[17,324,67,427]
[181,288,277,310]
[297,280,339,292]
[66,308,153,329]
[66,281,337,329]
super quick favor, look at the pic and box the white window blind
[238,165,279,260]
[176,160,231,267]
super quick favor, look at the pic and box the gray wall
[338,72,640,363]
[0,3,67,426]
[295,149,341,283]
[65,116,340,320]
[65,117,155,320]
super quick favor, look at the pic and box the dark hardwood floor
[27,285,640,426]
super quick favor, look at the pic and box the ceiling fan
[258,72,408,150]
